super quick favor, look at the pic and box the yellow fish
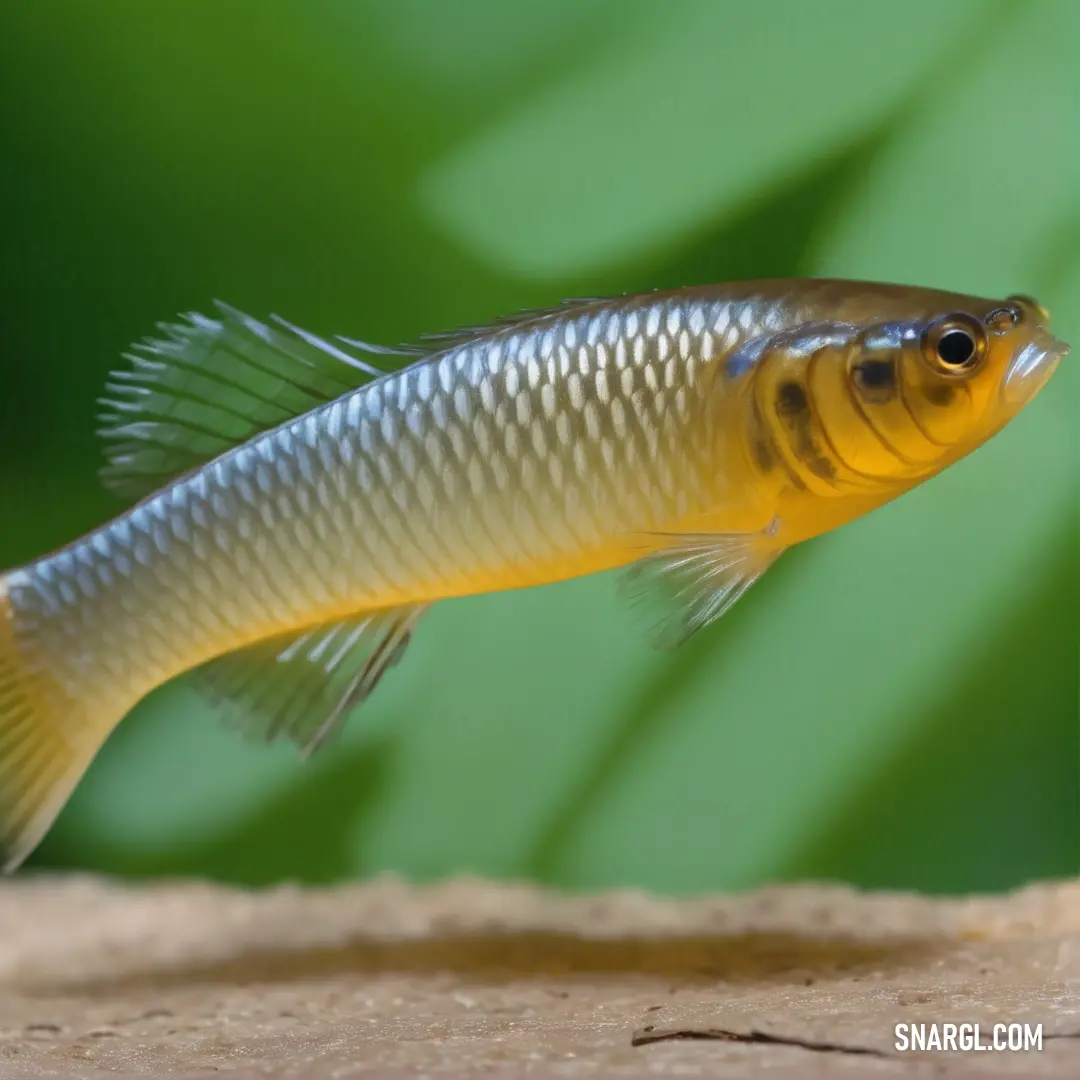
[0,280,1067,869]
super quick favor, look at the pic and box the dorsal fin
[98,295,617,501]
[412,296,610,354]
[97,302,422,500]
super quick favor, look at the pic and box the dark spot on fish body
[852,358,896,401]
[774,380,836,483]
[922,383,956,408]
[776,381,809,418]
[748,397,777,473]
[798,436,836,481]
[751,434,775,474]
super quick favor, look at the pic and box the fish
[0,279,1067,870]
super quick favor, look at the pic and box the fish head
[842,292,1068,470]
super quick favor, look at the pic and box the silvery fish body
[0,279,1067,870]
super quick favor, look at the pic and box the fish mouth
[1002,327,1070,406]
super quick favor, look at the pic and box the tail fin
[0,576,104,872]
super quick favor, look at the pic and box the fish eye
[921,313,986,376]
[938,330,976,366]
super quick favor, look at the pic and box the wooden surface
[0,874,1077,1078]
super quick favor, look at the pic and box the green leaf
[421,0,986,277]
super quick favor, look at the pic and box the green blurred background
[0,0,1076,895]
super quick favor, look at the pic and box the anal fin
[194,604,428,756]
[620,522,784,650]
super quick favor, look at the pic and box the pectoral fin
[194,605,428,756]
[620,524,784,650]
